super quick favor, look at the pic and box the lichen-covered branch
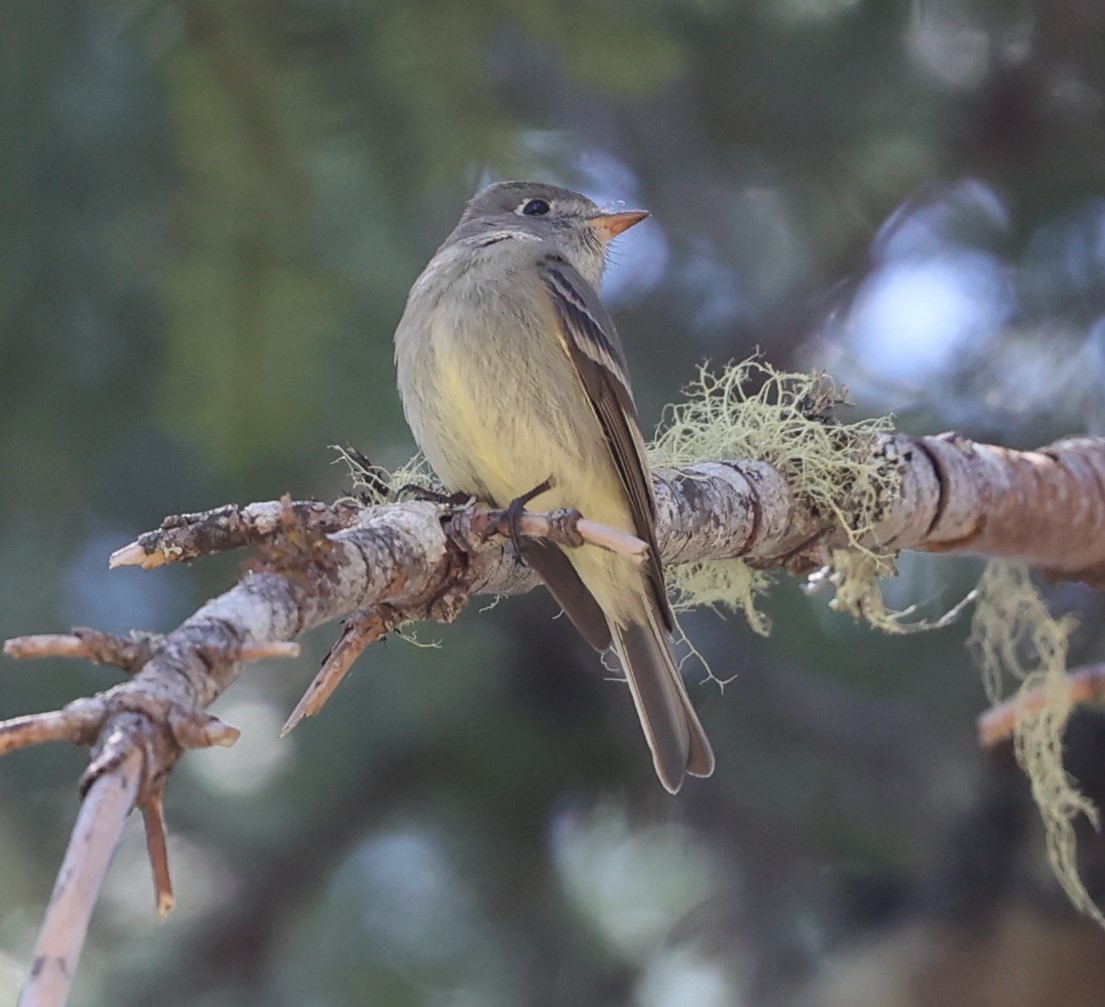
[6,434,1104,798]
[654,434,1105,582]
[8,434,1098,782]
[3,430,1105,1007]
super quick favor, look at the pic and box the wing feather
[538,256,675,631]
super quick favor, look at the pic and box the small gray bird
[394,181,714,792]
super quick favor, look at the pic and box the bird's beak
[587,209,650,241]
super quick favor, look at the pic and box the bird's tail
[610,601,715,794]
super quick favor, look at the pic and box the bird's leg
[487,476,556,552]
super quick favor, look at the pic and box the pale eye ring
[520,198,551,216]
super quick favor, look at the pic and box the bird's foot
[485,476,555,551]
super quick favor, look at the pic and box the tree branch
[2,432,1104,1005]
[19,746,143,1007]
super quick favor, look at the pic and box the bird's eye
[521,198,551,216]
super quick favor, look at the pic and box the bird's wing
[516,539,611,650]
[537,254,674,631]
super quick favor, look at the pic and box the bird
[393,181,714,792]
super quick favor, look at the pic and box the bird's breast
[395,270,629,530]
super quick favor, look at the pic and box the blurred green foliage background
[3,1,1105,1004]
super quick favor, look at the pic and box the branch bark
[3,432,1104,1006]
[19,747,143,1007]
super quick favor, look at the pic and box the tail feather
[612,605,715,793]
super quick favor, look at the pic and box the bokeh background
[3,1,1105,1004]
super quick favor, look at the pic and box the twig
[108,498,363,570]
[165,709,241,750]
[4,629,162,675]
[142,788,173,920]
[977,663,1105,747]
[0,704,103,757]
[237,642,301,662]
[515,509,648,558]
[19,747,143,1007]
[281,607,402,735]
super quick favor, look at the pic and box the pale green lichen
[332,445,438,505]
[649,359,899,627]
[968,561,1101,926]
[648,359,898,543]
[824,550,976,634]
[393,625,443,649]
[667,559,773,637]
